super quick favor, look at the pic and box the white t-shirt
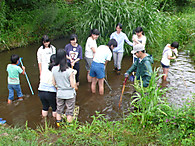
[132,34,146,47]
[37,45,56,83]
[161,44,172,66]
[132,34,147,59]
[37,45,56,71]
[93,45,112,64]
[85,37,97,58]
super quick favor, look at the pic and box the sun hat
[131,44,145,54]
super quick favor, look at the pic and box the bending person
[161,42,179,81]
[90,39,117,95]
[125,44,153,88]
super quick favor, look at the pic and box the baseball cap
[131,44,145,54]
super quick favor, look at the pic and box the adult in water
[125,44,153,88]
[110,23,133,75]
[90,39,117,95]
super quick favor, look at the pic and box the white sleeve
[88,39,96,49]
[51,45,56,54]
[37,47,42,63]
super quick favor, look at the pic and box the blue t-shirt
[64,43,82,63]
[7,64,23,84]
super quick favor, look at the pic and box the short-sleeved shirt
[85,37,97,58]
[7,64,23,84]
[65,43,82,63]
[38,69,56,92]
[37,45,56,72]
[52,66,76,99]
[132,35,146,47]
[161,44,172,66]
[93,45,112,64]
[132,34,147,58]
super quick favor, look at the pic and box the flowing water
[0,38,194,128]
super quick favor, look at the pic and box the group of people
[6,23,179,126]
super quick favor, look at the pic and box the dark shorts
[90,61,105,79]
[68,62,80,83]
[38,91,57,111]
[161,62,170,68]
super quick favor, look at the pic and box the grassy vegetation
[0,68,194,145]
[0,0,194,61]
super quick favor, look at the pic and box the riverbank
[0,0,194,61]
[0,69,194,145]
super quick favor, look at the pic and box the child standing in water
[161,42,179,81]
[7,54,25,104]
[65,34,82,86]
[52,49,77,126]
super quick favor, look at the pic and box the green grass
[0,0,194,62]
[0,68,194,145]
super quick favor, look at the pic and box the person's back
[52,66,76,99]
[7,64,23,85]
[93,45,112,64]
[7,54,25,103]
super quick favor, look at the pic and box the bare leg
[98,78,104,95]
[42,110,48,117]
[67,115,73,123]
[91,77,98,93]
[56,113,62,121]
[163,68,169,80]
[87,71,92,82]
[52,111,57,118]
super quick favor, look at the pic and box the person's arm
[38,63,42,76]
[65,45,73,62]
[21,66,25,75]
[124,34,133,46]
[37,48,42,77]
[71,58,80,67]
[167,55,176,60]
[70,72,78,90]
[71,45,82,67]
[52,75,57,88]
[126,61,138,75]
[66,55,73,62]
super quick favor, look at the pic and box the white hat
[131,44,145,54]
